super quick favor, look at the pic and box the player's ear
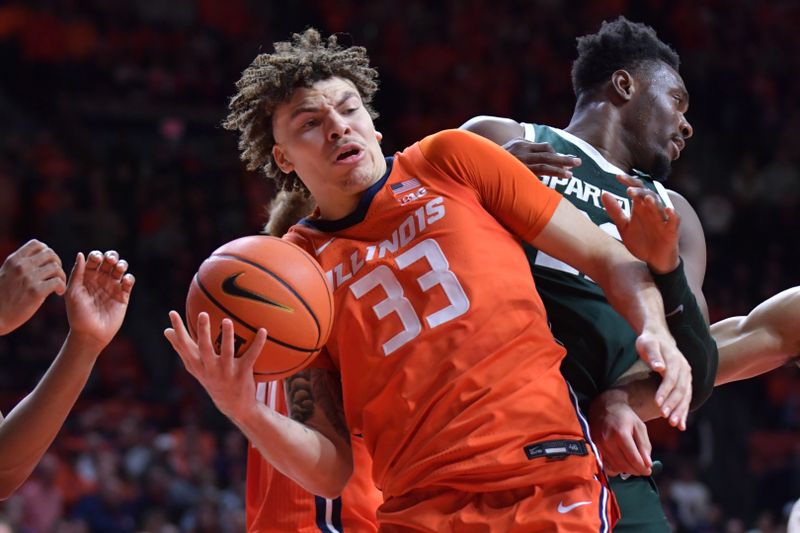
[273,144,294,174]
[375,130,383,143]
[611,70,635,102]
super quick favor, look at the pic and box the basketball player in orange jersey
[164,29,694,532]
[242,191,381,533]
[0,242,135,498]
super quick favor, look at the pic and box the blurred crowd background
[0,0,798,532]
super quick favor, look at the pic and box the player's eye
[302,118,319,129]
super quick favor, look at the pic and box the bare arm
[667,190,709,321]
[0,251,133,499]
[713,287,800,385]
[165,313,352,498]
[460,116,581,180]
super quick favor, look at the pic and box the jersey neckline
[299,157,394,233]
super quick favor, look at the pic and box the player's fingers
[196,312,216,356]
[522,150,581,167]
[16,239,47,257]
[665,206,681,232]
[38,261,67,297]
[99,250,119,274]
[112,259,129,281]
[167,310,193,345]
[30,245,63,271]
[240,328,267,371]
[121,273,135,294]
[528,164,574,180]
[86,250,103,270]
[632,423,654,471]
[601,191,630,229]
[628,189,663,220]
[616,174,647,189]
[617,432,650,476]
[164,327,198,373]
[38,259,66,281]
[516,141,556,154]
[219,319,236,361]
[41,276,68,297]
[658,364,689,424]
[66,252,85,293]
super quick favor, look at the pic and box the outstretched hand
[601,175,680,274]
[164,311,267,421]
[66,250,135,351]
[502,138,582,179]
[0,239,67,335]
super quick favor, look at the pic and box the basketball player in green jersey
[463,16,800,531]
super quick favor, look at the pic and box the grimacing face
[627,62,693,181]
[271,77,385,219]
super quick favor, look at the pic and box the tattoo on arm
[285,369,350,444]
[286,370,314,423]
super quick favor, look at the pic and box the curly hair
[571,16,680,99]
[223,28,379,194]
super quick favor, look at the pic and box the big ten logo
[400,187,428,205]
[214,326,247,357]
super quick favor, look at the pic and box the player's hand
[589,388,653,477]
[66,250,135,352]
[0,239,67,335]
[502,138,582,179]
[635,330,692,429]
[601,175,680,275]
[165,311,267,421]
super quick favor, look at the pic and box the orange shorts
[377,469,618,532]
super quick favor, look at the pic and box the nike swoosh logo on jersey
[315,238,336,256]
[557,500,592,514]
[665,304,684,318]
[221,273,293,312]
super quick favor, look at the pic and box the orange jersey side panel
[245,380,381,533]
[285,129,593,498]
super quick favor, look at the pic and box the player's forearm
[233,401,353,498]
[594,252,668,338]
[713,287,800,385]
[0,332,101,498]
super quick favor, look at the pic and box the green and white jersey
[521,123,673,410]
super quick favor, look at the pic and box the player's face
[626,62,693,181]
[271,77,386,219]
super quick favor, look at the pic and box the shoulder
[418,129,506,168]
[459,115,525,145]
[282,227,315,254]
[665,189,696,216]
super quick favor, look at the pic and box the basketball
[185,235,334,381]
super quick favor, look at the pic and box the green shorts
[609,475,670,532]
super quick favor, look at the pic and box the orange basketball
[185,235,334,381]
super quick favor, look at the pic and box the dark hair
[223,28,379,194]
[571,16,680,98]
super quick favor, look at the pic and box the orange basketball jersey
[285,130,607,500]
[246,380,381,532]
